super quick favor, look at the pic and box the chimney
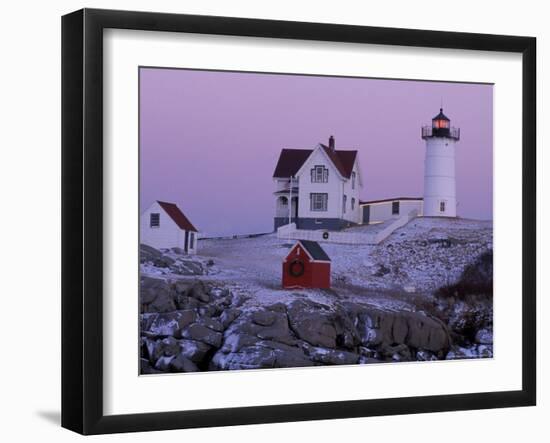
[329,135,335,151]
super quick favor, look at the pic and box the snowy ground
[142,217,492,311]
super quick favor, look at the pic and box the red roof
[273,145,357,179]
[157,201,198,232]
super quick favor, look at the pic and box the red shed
[282,240,331,289]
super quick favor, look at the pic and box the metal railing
[421,126,460,140]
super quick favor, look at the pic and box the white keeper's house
[272,107,461,232]
[272,136,362,230]
[140,200,199,254]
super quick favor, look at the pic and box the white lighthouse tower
[421,108,460,217]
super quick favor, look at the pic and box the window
[343,195,347,213]
[311,165,328,183]
[189,232,195,249]
[279,196,288,207]
[351,172,356,189]
[392,201,400,215]
[440,201,446,212]
[310,193,328,211]
[150,213,160,227]
[351,198,355,211]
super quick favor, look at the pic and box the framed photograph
[62,8,536,435]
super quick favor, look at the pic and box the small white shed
[140,201,199,254]
[360,197,423,225]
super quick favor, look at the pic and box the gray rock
[219,308,240,328]
[140,277,176,313]
[267,303,287,313]
[446,345,480,360]
[358,356,381,364]
[171,260,204,276]
[225,308,296,346]
[174,280,210,303]
[154,355,175,371]
[475,328,493,344]
[154,336,180,359]
[477,344,493,358]
[251,310,276,326]
[220,332,259,354]
[210,340,314,370]
[416,349,439,361]
[140,358,161,374]
[287,300,338,348]
[142,310,196,337]
[179,339,212,363]
[140,244,164,265]
[199,316,224,332]
[356,309,450,353]
[181,323,223,348]
[198,304,219,317]
[170,354,200,372]
[175,296,200,311]
[210,345,276,370]
[306,347,360,365]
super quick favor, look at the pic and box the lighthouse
[421,108,460,217]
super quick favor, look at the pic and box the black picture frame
[61,8,536,435]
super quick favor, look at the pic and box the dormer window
[311,165,328,183]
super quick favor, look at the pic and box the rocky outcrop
[140,279,453,373]
[432,250,493,358]
[140,244,205,276]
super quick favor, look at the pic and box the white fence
[277,210,418,245]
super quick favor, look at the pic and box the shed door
[362,205,370,224]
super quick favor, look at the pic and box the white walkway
[276,210,418,245]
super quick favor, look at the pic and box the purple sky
[140,68,493,237]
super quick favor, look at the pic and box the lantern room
[421,107,460,140]
[432,108,450,129]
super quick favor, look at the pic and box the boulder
[141,310,196,337]
[140,358,161,374]
[251,310,276,326]
[144,336,181,363]
[174,280,210,303]
[140,277,176,313]
[181,323,223,348]
[225,308,297,347]
[210,345,276,370]
[171,260,204,276]
[286,300,339,348]
[179,339,213,364]
[210,340,314,370]
[475,328,493,344]
[199,316,224,333]
[219,308,240,328]
[170,354,200,372]
[356,309,450,353]
[140,244,162,263]
[154,355,175,371]
[305,346,360,365]
[416,350,438,361]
